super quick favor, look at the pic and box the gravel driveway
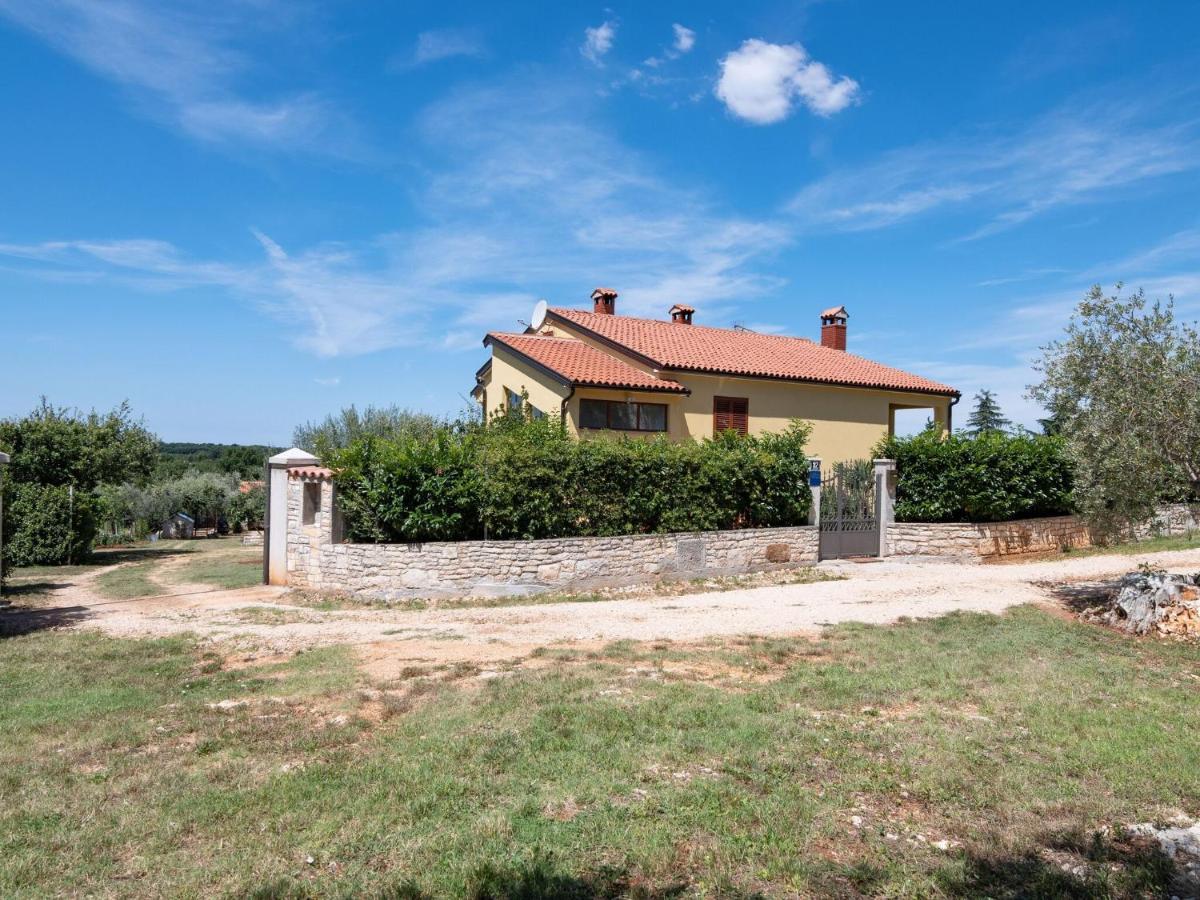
[15,545,1200,671]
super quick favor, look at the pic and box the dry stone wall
[887,503,1200,560]
[285,475,818,598]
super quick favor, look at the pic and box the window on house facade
[505,388,523,412]
[579,398,668,432]
[713,396,749,435]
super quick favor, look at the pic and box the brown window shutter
[713,396,749,435]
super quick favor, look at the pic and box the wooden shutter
[713,396,749,435]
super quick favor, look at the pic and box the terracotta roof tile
[487,332,688,394]
[548,308,957,395]
[288,465,333,480]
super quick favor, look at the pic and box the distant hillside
[157,443,282,480]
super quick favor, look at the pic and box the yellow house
[472,288,959,463]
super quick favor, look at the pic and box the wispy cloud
[0,0,355,153]
[644,23,696,69]
[393,28,485,69]
[715,39,860,124]
[672,24,695,54]
[788,93,1200,237]
[0,74,790,357]
[581,21,616,65]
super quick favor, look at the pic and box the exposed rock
[1083,569,1200,638]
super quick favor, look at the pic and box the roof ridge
[548,307,817,343]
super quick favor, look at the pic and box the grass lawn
[1066,532,1200,558]
[164,537,264,590]
[1,606,1197,897]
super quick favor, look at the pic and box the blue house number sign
[808,460,821,488]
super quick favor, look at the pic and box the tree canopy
[293,405,445,452]
[1029,284,1200,535]
[0,399,157,490]
[963,389,1011,436]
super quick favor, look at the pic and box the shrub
[877,428,1073,523]
[3,482,97,568]
[324,417,812,543]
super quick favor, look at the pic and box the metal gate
[819,460,880,560]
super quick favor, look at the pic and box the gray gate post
[873,458,896,558]
[0,451,8,602]
[807,457,822,529]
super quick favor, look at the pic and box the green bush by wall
[877,429,1073,523]
[323,417,813,543]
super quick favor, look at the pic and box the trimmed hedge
[877,429,1073,523]
[323,417,812,543]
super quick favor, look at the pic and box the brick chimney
[820,306,848,350]
[591,287,618,315]
[669,303,694,324]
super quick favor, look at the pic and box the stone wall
[285,474,818,598]
[887,503,1200,560]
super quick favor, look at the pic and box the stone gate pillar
[265,448,318,585]
[873,458,896,558]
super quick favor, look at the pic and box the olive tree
[1029,284,1200,537]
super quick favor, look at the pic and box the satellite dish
[530,299,548,331]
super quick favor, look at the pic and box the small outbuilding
[160,512,195,539]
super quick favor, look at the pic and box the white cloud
[399,28,485,68]
[0,75,791,357]
[313,376,341,387]
[581,21,616,65]
[0,0,351,153]
[715,39,859,124]
[672,24,695,54]
[788,98,1200,236]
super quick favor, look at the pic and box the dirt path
[8,544,1200,673]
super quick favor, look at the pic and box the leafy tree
[155,443,279,480]
[293,405,443,453]
[962,389,1011,436]
[1,400,157,571]
[0,399,156,489]
[1029,284,1200,537]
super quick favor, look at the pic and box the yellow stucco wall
[478,344,571,422]
[477,322,953,463]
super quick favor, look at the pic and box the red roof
[487,333,688,394]
[547,308,957,396]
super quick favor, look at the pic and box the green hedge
[3,482,97,569]
[877,430,1073,523]
[324,417,812,543]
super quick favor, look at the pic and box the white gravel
[22,545,1200,667]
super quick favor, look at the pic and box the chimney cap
[669,303,695,324]
[820,305,848,322]
[591,287,618,300]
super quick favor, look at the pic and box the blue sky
[2,1,1199,443]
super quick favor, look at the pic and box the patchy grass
[92,560,164,600]
[164,538,263,590]
[287,566,841,613]
[2,606,1199,896]
[227,606,314,626]
[1069,532,1200,558]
